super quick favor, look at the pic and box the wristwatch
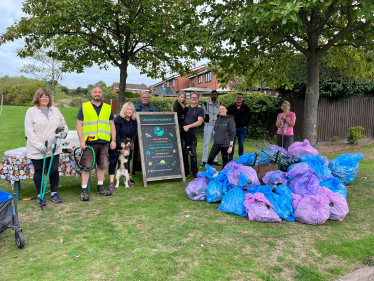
[229,145,233,147]
[112,138,116,142]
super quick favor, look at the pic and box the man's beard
[211,97,217,101]
[93,96,102,102]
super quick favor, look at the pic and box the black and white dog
[115,138,133,188]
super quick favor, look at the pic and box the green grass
[1,105,374,280]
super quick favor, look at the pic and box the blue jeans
[202,124,218,163]
[229,127,247,160]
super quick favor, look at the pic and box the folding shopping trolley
[0,190,25,248]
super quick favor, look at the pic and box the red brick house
[112,82,149,94]
[149,66,233,97]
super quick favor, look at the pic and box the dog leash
[73,136,96,171]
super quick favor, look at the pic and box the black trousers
[183,134,198,176]
[31,155,59,194]
[277,134,294,151]
[108,160,131,175]
[208,144,229,170]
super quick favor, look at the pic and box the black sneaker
[200,162,206,166]
[37,197,46,206]
[81,188,89,201]
[193,173,198,178]
[97,185,112,196]
[212,161,222,166]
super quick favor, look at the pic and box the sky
[0,1,163,89]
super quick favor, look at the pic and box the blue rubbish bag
[206,167,232,203]
[218,174,249,216]
[236,153,256,165]
[319,177,347,198]
[300,155,332,180]
[328,153,364,185]
[246,185,294,221]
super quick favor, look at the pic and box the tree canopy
[1,0,204,112]
[202,0,374,145]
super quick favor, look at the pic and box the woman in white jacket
[25,88,68,206]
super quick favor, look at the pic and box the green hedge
[130,92,280,139]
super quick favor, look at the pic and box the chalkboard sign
[136,112,186,187]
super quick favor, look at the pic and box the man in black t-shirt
[76,86,115,201]
[183,92,204,178]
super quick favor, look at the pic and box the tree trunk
[51,84,55,107]
[118,62,128,113]
[303,53,320,146]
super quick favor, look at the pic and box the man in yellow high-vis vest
[76,86,116,201]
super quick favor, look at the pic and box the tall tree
[202,0,374,145]
[17,45,64,106]
[1,0,203,112]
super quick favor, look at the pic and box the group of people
[25,87,157,205]
[173,91,254,178]
[25,87,295,206]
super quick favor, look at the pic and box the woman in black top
[207,105,236,169]
[108,102,137,190]
[172,92,193,156]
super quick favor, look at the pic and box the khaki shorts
[80,143,109,169]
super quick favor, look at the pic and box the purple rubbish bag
[291,193,302,210]
[262,170,287,186]
[185,176,210,201]
[295,193,330,225]
[288,169,320,197]
[318,187,349,221]
[222,162,260,187]
[244,193,282,223]
[288,139,319,157]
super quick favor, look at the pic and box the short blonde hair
[120,102,136,120]
[33,88,52,107]
[281,101,290,109]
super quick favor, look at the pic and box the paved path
[337,267,374,281]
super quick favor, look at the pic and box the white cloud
[0,1,159,89]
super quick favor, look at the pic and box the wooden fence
[268,97,374,142]
[103,99,132,115]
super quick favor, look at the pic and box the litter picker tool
[39,127,65,211]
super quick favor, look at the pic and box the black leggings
[208,144,229,169]
[31,155,59,194]
[109,160,131,175]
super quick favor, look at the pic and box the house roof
[112,82,148,91]
[151,87,177,96]
[178,87,213,92]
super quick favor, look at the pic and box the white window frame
[166,81,169,87]
[172,79,175,87]
[205,72,211,82]
[198,75,202,84]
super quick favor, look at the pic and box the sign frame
[136,112,186,187]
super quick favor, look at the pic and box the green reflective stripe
[98,120,110,126]
[83,121,98,126]
[83,131,98,136]
[98,130,111,135]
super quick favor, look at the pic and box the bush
[347,126,366,144]
[218,92,282,138]
[70,97,88,107]
[5,82,44,106]
[330,136,341,142]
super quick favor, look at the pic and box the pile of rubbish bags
[185,140,364,226]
